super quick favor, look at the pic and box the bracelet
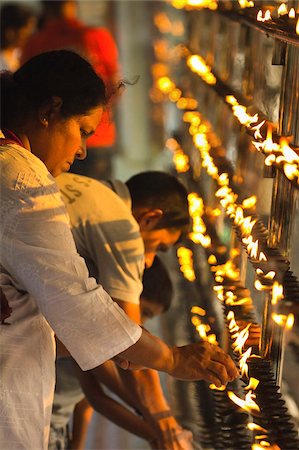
[151,410,172,421]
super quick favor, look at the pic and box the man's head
[126,171,190,267]
[140,256,173,324]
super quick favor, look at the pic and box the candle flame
[209,383,226,390]
[271,282,283,305]
[242,196,257,209]
[232,323,251,354]
[252,120,265,140]
[239,347,252,378]
[278,3,288,16]
[228,390,260,412]
[289,8,295,18]
[272,313,294,329]
[191,306,206,316]
[296,18,299,35]
[248,423,267,432]
[244,377,259,391]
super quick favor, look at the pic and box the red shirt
[22,18,119,147]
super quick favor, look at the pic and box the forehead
[77,106,103,127]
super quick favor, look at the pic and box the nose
[145,252,155,268]
[76,145,87,161]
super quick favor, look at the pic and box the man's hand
[169,342,239,386]
[150,418,193,450]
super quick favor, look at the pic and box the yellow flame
[209,383,226,391]
[272,313,294,329]
[252,120,266,140]
[191,306,206,316]
[289,8,295,18]
[232,324,251,354]
[239,347,252,378]
[244,377,259,391]
[228,390,260,413]
[173,151,190,173]
[280,139,299,163]
[296,18,299,35]
[238,0,254,8]
[248,423,267,432]
[271,282,283,305]
[232,105,259,126]
[157,76,175,94]
[278,3,288,16]
[208,254,217,264]
[255,280,272,291]
[242,196,257,209]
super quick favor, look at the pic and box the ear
[139,209,163,231]
[38,96,63,126]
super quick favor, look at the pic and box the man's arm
[111,300,192,449]
[74,364,157,444]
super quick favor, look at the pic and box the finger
[210,350,239,379]
[206,360,231,386]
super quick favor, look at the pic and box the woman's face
[31,106,103,177]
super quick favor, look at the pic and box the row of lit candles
[169,0,299,35]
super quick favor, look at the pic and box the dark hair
[141,257,173,312]
[0,2,34,49]
[41,0,67,16]
[126,171,190,233]
[1,50,107,130]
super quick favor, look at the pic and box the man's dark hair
[1,50,107,130]
[126,171,190,234]
[142,257,173,313]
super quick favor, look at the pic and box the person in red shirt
[22,0,120,179]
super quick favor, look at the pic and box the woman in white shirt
[0,50,238,449]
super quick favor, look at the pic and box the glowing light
[252,120,265,140]
[238,0,254,7]
[242,196,257,209]
[232,324,251,354]
[191,306,206,316]
[226,95,238,106]
[289,8,295,18]
[255,280,272,291]
[177,247,196,282]
[239,347,252,378]
[232,105,259,127]
[271,282,283,305]
[244,377,259,391]
[173,151,190,173]
[296,18,299,35]
[272,313,295,329]
[209,383,226,390]
[257,10,272,22]
[248,423,267,432]
[278,3,288,16]
[187,54,217,85]
[228,390,260,413]
[157,77,175,94]
[208,254,217,264]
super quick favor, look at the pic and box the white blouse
[0,140,141,449]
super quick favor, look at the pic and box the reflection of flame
[278,3,288,16]
[244,377,259,391]
[228,390,260,413]
[271,282,283,305]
